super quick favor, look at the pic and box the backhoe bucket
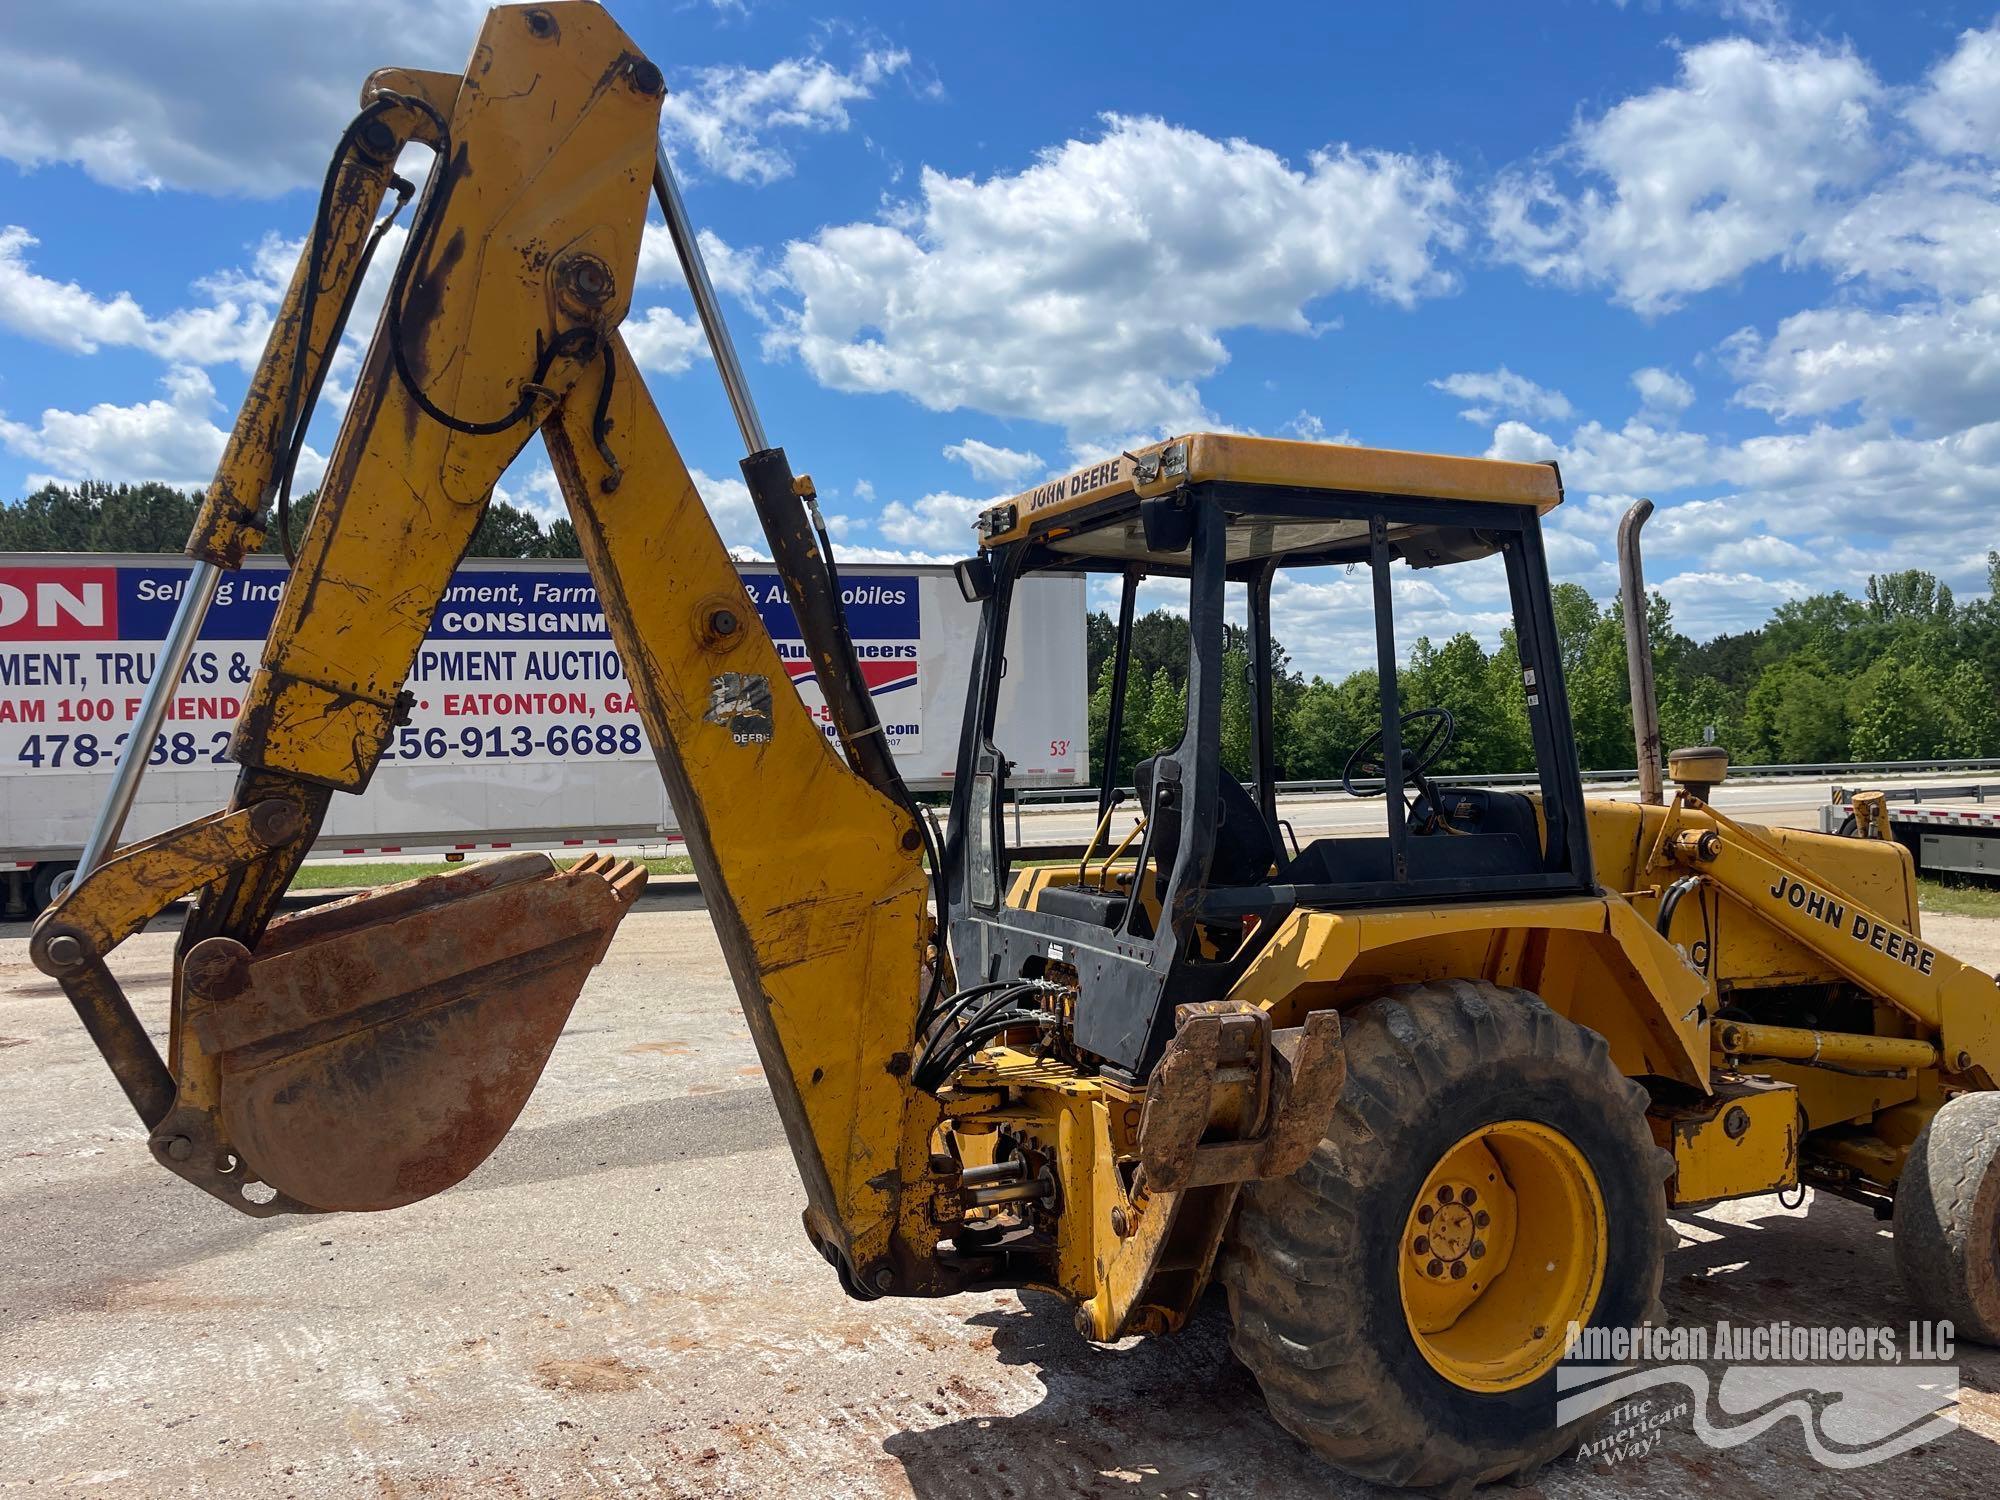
[179,852,645,1212]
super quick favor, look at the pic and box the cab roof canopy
[975,433,1563,575]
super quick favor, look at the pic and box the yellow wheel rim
[1397,1120,1607,1394]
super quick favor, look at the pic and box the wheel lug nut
[1437,1185,1454,1204]
[1461,1187,1477,1206]
[1427,1259,1444,1278]
[1413,1236,1430,1255]
[1416,1204,1434,1225]
[1450,1262,1467,1280]
[1474,1209,1490,1228]
[1470,1241,1486,1259]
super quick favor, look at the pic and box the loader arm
[29,2,942,1297]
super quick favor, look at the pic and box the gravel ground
[2,895,1998,1497]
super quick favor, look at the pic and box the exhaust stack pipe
[1618,499,1663,805]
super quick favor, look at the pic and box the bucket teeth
[181,853,646,1212]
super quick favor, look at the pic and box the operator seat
[1033,758,1282,931]
[1133,756,1283,896]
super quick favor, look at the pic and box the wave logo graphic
[1558,1360,1959,1469]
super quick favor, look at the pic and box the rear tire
[1894,1091,2000,1345]
[1220,979,1669,1490]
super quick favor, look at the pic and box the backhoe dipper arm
[31,3,945,1295]
[546,341,943,1294]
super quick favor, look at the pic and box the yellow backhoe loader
[32,4,2000,1488]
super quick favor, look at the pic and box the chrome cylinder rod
[652,144,768,456]
[74,560,224,879]
[1618,498,1663,805]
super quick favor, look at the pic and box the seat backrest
[1134,756,1281,895]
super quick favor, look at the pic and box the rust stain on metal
[1137,1005,1344,1193]
[184,852,644,1212]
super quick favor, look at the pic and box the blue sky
[0,0,1996,677]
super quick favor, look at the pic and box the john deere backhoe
[33,4,2000,1488]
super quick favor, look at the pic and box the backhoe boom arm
[30,1,943,1295]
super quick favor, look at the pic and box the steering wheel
[1341,707,1456,799]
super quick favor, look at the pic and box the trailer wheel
[1220,980,1669,1490]
[30,861,74,915]
[1894,1091,2000,1344]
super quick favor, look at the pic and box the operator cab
[942,433,1594,1080]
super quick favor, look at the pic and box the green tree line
[1084,556,2000,785]
[9,483,1997,778]
[0,480,582,559]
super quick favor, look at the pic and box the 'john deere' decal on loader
[1768,874,1938,974]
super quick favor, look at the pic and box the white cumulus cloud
[0,0,484,195]
[622,306,711,376]
[1632,367,1695,416]
[942,438,1042,485]
[1725,293,2000,435]
[0,364,324,492]
[1488,37,1882,312]
[0,225,277,369]
[1906,20,2000,157]
[1430,367,1573,424]
[877,491,987,551]
[662,45,911,186]
[774,115,1461,446]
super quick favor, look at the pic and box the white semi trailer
[1824,781,2000,877]
[0,554,1088,914]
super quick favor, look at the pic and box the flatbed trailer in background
[0,553,1087,913]
[1825,781,2000,876]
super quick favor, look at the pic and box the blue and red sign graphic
[0,562,923,770]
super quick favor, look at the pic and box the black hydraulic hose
[913,791,950,1011]
[918,1007,1061,1094]
[373,91,601,440]
[920,982,1039,1060]
[1657,875,1701,938]
[915,985,1020,1085]
[914,979,1066,1092]
[811,506,844,616]
[272,90,613,560]
[1657,873,1714,977]
[276,183,411,561]
[270,96,415,561]
[914,977,1019,1046]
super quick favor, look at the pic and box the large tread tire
[1894,1091,2000,1345]
[1219,979,1669,1491]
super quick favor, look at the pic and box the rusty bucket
[180,852,645,1212]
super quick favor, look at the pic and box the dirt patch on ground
[533,1356,650,1392]
[1921,912,2000,971]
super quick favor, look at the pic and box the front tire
[1220,979,1669,1490]
[1895,1091,2000,1344]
